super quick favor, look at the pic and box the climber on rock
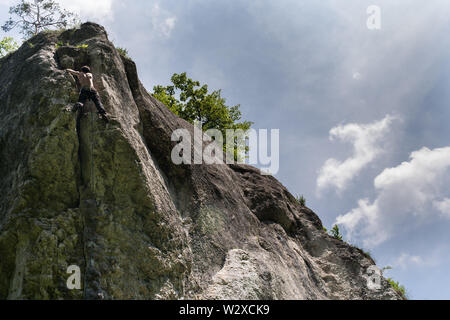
[66,66,109,123]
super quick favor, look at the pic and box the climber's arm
[66,69,80,77]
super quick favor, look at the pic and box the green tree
[387,278,407,299]
[330,225,343,241]
[0,37,19,57]
[153,72,253,157]
[154,72,252,132]
[2,0,79,39]
[296,195,306,206]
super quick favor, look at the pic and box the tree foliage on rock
[153,72,253,135]
[0,37,19,57]
[330,225,343,241]
[2,0,79,39]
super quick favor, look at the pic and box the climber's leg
[76,89,89,110]
[74,89,89,116]
[72,90,87,113]
[72,102,84,113]
[90,90,109,123]
[90,90,106,115]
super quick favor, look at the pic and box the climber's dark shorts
[78,88,106,115]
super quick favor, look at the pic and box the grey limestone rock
[0,23,400,300]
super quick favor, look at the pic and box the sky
[1,0,450,300]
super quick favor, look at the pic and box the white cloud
[317,115,396,194]
[392,253,424,270]
[389,250,443,271]
[58,0,115,22]
[1,1,177,37]
[336,146,450,247]
[148,3,177,38]
[352,72,361,80]
[165,17,176,32]
[0,0,14,6]
[433,198,450,217]
[0,0,115,22]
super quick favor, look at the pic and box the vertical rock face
[0,23,399,300]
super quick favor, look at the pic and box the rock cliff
[0,23,399,300]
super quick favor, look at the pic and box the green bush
[362,249,376,263]
[387,278,407,299]
[117,47,129,58]
[296,195,306,206]
[0,37,18,58]
[153,72,252,160]
[55,41,87,49]
[330,225,343,241]
[55,41,70,49]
